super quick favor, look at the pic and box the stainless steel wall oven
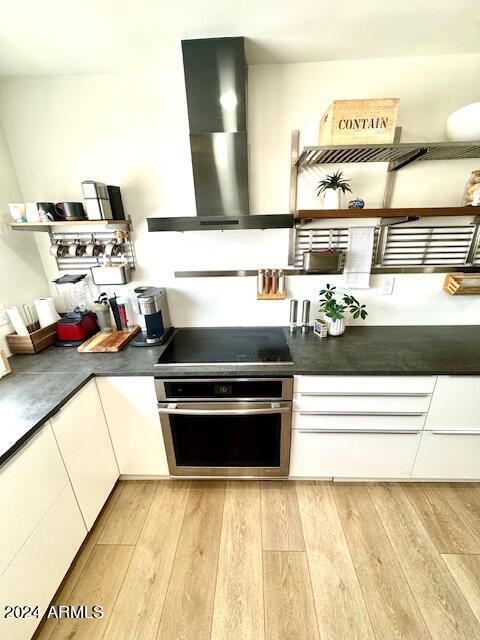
[155,378,293,477]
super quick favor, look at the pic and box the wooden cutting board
[77,326,140,352]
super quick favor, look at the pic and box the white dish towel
[343,226,375,289]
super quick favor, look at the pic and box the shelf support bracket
[288,130,300,265]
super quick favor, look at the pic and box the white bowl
[446,102,480,142]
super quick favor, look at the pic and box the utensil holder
[6,322,57,354]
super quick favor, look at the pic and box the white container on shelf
[446,102,480,141]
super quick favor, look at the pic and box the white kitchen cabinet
[50,379,119,529]
[412,430,480,480]
[96,376,169,476]
[0,483,86,640]
[294,375,436,395]
[290,429,422,479]
[290,375,433,479]
[0,425,69,578]
[293,393,431,414]
[292,411,426,432]
[425,376,480,430]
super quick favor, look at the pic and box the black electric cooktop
[156,327,293,366]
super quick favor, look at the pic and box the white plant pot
[323,188,340,210]
[325,316,346,336]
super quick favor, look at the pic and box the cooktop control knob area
[214,384,233,395]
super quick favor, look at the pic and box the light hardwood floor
[34,480,480,640]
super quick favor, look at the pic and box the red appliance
[56,310,98,346]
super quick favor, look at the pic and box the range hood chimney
[147,37,292,232]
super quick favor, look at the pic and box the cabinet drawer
[289,429,421,479]
[293,393,431,414]
[0,483,86,640]
[0,426,69,577]
[425,376,480,430]
[412,430,480,480]
[292,412,426,431]
[294,375,436,395]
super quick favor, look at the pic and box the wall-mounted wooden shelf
[7,219,130,233]
[295,207,477,220]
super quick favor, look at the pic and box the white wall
[0,53,479,327]
[0,120,50,353]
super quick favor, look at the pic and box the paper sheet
[343,227,375,289]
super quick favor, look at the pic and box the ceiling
[0,0,479,76]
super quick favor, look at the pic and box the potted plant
[316,170,352,209]
[319,283,368,336]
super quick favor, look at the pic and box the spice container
[257,268,287,300]
[464,170,480,206]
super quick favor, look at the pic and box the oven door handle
[158,403,291,416]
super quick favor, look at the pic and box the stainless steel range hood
[147,37,293,232]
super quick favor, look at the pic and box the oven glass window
[170,413,281,467]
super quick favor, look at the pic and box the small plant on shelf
[319,283,367,336]
[316,170,352,210]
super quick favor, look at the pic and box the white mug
[25,202,40,223]
[8,203,26,221]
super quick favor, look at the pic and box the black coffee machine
[131,286,173,347]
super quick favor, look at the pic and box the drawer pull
[431,430,480,436]
[298,429,421,435]
[300,392,430,397]
[298,411,425,417]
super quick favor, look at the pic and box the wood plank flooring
[34,481,480,640]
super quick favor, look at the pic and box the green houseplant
[316,170,352,210]
[319,283,367,336]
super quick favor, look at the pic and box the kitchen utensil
[92,300,113,333]
[85,240,103,257]
[302,250,343,273]
[289,299,298,333]
[37,202,60,221]
[132,286,172,347]
[22,304,40,331]
[77,325,140,352]
[116,296,132,330]
[257,269,264,295]
[6,307,29,336]
[34,298,60,328]
[301,300,311,333]
[107,185,126,220]
[104,240,122,257]
[55,310,98,346]
[52,273,90,312]
[90,263,130,285]
[6,322,57,354]
[81,181,113,220]
[67,241,86,257]
[278,270,285,294]
[25,202,40,222]
[8,203,26,222]
[109,296,122,331]
[55,202,86,221]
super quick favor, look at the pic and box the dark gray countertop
[2,325,480,467]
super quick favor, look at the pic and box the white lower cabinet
[50,379,119,529]
[290,429,422,479]
[0,425,68,578]
[412,430,480,480]
[96,376,168,476]
[0,483,86,640]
